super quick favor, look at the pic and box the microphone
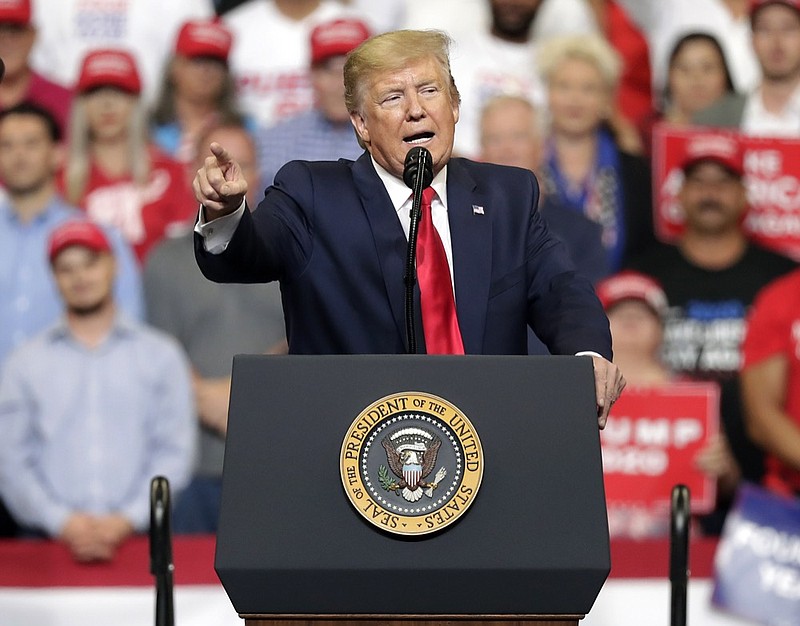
[403,146,434,190]
[402,147,433,354]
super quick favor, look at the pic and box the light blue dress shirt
[0,314,195,535]
[256,109,364,187]
[0,196,144,365]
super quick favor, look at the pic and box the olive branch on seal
[378,465,399,491]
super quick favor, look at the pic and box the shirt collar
[369,155,449,213]
[751,82,800,116]
[46,311,138,344]
[1,193,69,227]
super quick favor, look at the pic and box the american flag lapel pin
[472,205,485,215]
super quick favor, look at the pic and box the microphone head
[402,146,434,190]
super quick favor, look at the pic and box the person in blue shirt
[0,219,194,561]
[0,102,143,366]
[255,17,371,187]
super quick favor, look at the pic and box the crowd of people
[0,0,799,559]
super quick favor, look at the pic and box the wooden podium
[216,355,610,625]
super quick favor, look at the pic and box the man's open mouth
[404,132,434,144]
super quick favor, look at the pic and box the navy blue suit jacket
[195,152,612,358]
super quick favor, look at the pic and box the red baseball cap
[595,271,668,318]
[750,0,800,19]
[48,220,112,262]
[175,18,232,62]
[680,132,745,178]
[76,49,141,94]
[0,0,31,25]
[309,18,370,65]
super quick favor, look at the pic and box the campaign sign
[712,483,800,625]
[652,124,800,261]
[601,383,719,536]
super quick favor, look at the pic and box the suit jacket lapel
[447,159,492,354]
[352,152,409,344]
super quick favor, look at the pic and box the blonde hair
[344,29,461,116]
[64,93,151,206]
[537,34,623,91]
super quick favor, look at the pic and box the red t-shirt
[741,268,800,495]
[606,1,654,127]
[61,147,196,263]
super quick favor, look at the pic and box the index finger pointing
[209,141,233,166]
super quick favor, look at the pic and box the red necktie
[416,187,465,354]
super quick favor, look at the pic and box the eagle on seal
[381,428,443,503]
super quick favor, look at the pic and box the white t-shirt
[449,32,546,159]
[348,0,406,34]
[741,86,800,136]
[223,0,350,130]
[402,0,597,42]
[444,0,598,158]
[29,0,213,102]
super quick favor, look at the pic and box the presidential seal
[340,392,483,536]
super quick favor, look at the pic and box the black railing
[149,476,174,626]
[670,484,691,626]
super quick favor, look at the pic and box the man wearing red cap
[256,17,370,187]
[0,219,194,561]
[695,0,800,135]
[0,0,72,135]
[627,131,797,530]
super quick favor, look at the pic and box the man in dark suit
[192,29,624,427]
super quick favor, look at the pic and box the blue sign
[712,483,800,625]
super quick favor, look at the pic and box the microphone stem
[404,153,429,354]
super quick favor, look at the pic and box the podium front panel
[216,355,609,616]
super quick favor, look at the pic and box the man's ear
[350,111,370,146]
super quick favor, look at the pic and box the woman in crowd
[150,18,252,167]
[61,49,196,263]
[640,32,736,154]
[537,34,655,273]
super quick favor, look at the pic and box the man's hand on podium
[590,356,626,429]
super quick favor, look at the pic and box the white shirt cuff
[575,351,603,359]
[193,201,246,254]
